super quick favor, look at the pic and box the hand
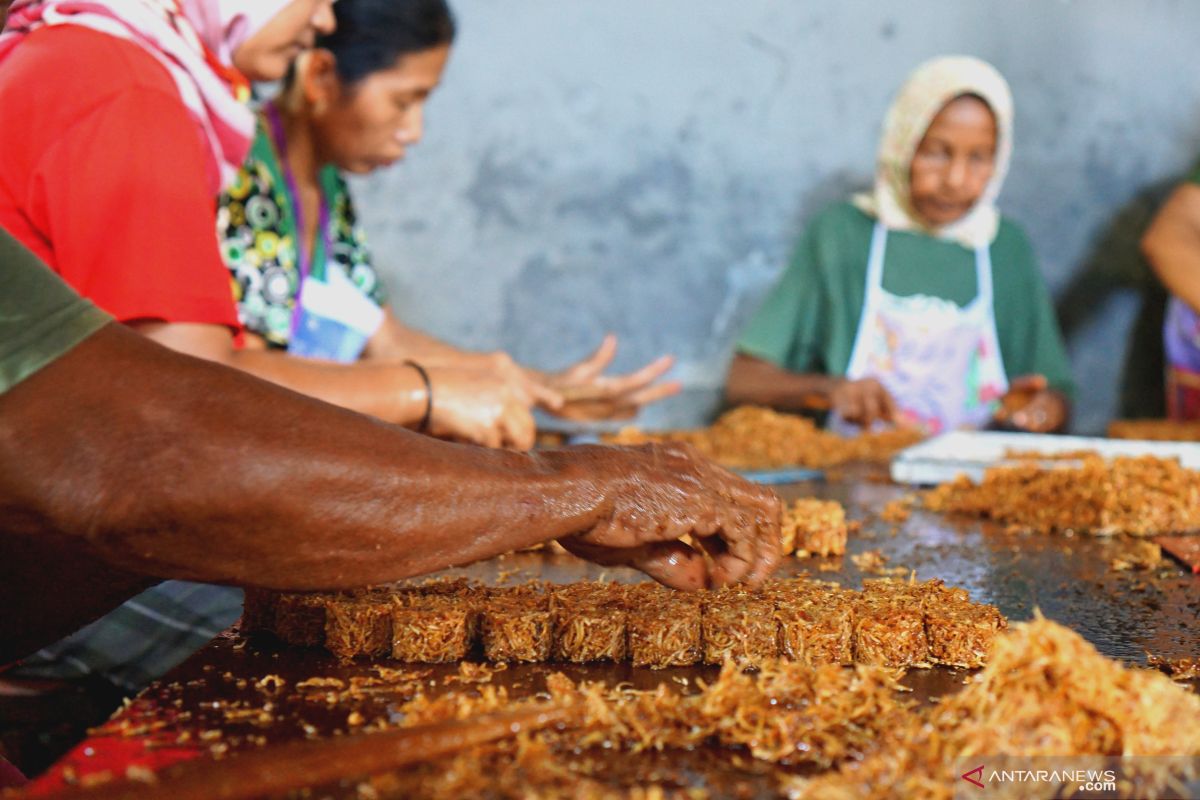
[830,377,897,427]
[555,442,782,590]
[994,375,1067,433]
[423,366,538,450]
[530,334,682,421]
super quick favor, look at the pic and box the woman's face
[232,0,337,82]
[908,94,998,228]
[309,45,452,174]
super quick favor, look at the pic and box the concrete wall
[351,0,1200,434]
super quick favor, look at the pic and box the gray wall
[351,0,1200,434]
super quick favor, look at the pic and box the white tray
[890,430,1200,485]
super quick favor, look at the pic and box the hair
[317,0,456,86]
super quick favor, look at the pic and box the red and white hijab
[0,0,293,193]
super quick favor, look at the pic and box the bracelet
[404,360,433,433]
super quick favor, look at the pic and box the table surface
[23,473,1200,797]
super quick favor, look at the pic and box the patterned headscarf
[853,55,1014,249]
[0,0,294,194]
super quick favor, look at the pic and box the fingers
[877,383,898,423]
[1009,374,1048,392]
[1011,392,1062,433]
[594,354,676,398]
[561,334,618,385]
[626,541,709,590]
[499,402,537,451]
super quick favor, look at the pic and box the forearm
[1143,185,1200,312]
[362,311,470,363]
[725,353,839,410]
[0,324,614,591]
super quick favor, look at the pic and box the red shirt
[0,25,239,329]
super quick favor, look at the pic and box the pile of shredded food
[608,406,922,470]
[922,455,1200,536]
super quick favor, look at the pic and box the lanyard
[264,103,331,335]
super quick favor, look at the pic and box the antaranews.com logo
[953,756,1200,799]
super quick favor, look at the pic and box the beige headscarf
[853,55,1014,250]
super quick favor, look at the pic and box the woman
[218,0,677,424]
[1142,167,1200,420]
[728,56,1074,435]
[0,0,546,450]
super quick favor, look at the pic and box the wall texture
[351,0,1200,433]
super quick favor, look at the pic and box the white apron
[831,223,1009,435]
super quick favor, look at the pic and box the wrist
[404,360,433,433]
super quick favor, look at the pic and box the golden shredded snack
[324,598,392,661]
[608,406,922,470]
[781,498,848,557]
[701,588,778,665]
[390,594,478,663]
[480,585,553,663]
[923,455,1200,536]
[550,582,628,663]
[271,593,327,647]
[626,583,703,668]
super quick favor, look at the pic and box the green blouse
[217,118,388,349]
[738,202,1076,399]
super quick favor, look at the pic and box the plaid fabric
[10,582,243,694]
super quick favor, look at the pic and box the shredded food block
[923,455,1200,536]
[390,594,478,663]
[775,586,856,666]
[626,584,702,668]
[782,498,848,557]
[324,598,392,661]
[853,595,928,669]
[701,588,777,664]
[239,587,276,634]
[550,583,628,663]
[271,593,327,647]
[924,599,1006,668]
[480,585,553,663]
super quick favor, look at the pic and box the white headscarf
[853,55,1014,249]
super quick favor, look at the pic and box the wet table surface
[25,473,1200,798]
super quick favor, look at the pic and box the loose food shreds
[608,405,922,470]
[782,498,848,556]
[551,583,629,663]
[626,583,702,668]
[480,585,553,663]
[324,598,392,661]
[1109,418,1200,441]
[923,455,1200,536]
[272,593,327,647]
[701,589,778,664]
[390,596,477,663]
[853,598,929,668]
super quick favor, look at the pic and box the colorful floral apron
[831,223,1009,435]
[1163,297,1200,420]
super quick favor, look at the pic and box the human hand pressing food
[830,377,898,427]
[553,442,782,591]
[993,374,1068,433]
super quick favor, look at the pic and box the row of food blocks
[244,577,1005,670]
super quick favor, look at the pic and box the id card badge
[289,265,385,363]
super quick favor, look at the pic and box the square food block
[480,586,552,663]
[702,590,778,664]
[626,584,702,668]
[390,596,476,663]
[551,583,629,663]
[240,588,276,633]
[273,593,328,647]
[776,592,855,665]
[925,601,1006,668]
[325,599,393,660]
[853,599,928,668]
[863,578,968,607]
[782,498,848,557]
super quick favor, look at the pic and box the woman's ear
[300,49,340,115]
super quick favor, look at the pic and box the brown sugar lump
[480,585,552,663]
[325,597,393,661]
[272,593,328,647]
[702,587,778,665]
[240,587,276,634]
[781,498,849,557]
[390,594,478,663]
[550,583,629,663]
[925,599,1006,668]
[626,584,702,668]
[775,588,855,666]
[853,596,929,668]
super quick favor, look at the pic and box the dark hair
[317,0,456,86]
